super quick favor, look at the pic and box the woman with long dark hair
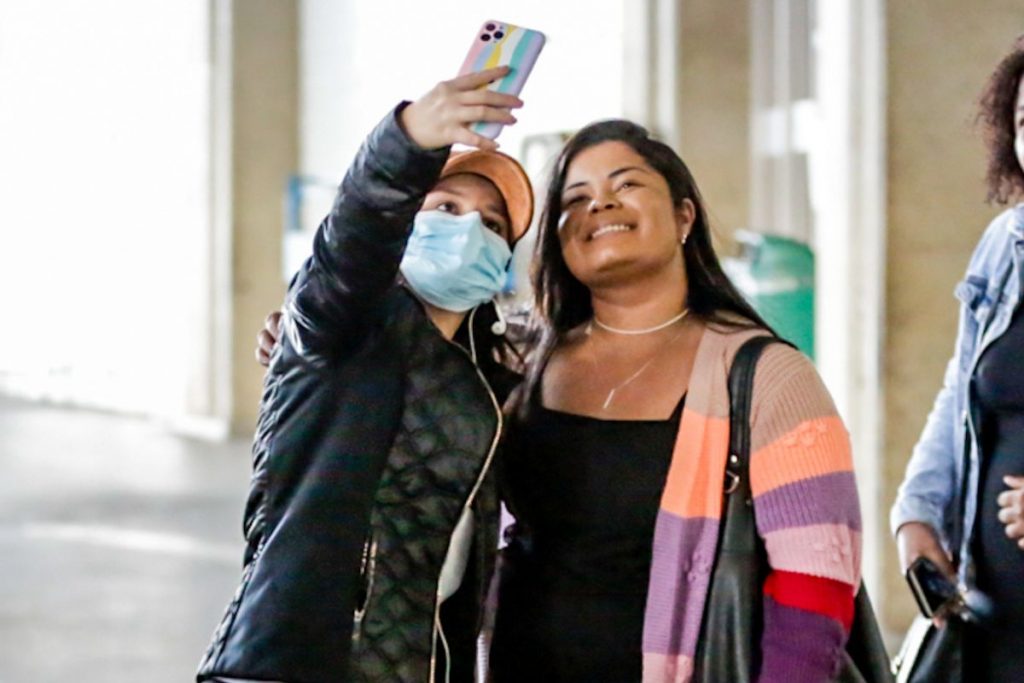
[489,120,863,683]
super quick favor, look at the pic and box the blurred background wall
[3,2,1024,671]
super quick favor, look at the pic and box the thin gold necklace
[592,308,689,335]
[587,320,687,411]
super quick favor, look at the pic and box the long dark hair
[512,119,774,414]
[978,35,1024,204]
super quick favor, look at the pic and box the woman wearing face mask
[489,120,863,683]
[197,67,533,683]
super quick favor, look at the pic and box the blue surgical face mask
[399,210,512,313]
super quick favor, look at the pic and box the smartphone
[457,20,546,139]
[905,557,959,618]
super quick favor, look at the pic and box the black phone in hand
[906,556,959,619]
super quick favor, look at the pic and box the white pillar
[812,0,887,598]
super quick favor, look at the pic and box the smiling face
[421,172,512,243]
[556,141,695,289]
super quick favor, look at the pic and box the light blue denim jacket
[891,204,1024,584]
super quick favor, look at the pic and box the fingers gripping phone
[906,556,997,625]
[457,20,546,139]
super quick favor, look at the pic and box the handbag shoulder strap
[725,335,792,493]
[711,335,791,568]
[692,334,791,683]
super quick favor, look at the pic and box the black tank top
[490,395,683,682]
[971,302,1024,679]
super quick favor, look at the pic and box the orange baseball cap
[440,150,534,244]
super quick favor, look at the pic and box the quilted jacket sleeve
[281,103,449,365]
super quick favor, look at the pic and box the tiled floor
[0,397,252,682]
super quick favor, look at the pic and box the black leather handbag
[692,336,894,683]
[891,614,963,683]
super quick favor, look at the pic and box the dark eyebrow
[609,165,651,179]
[430,187,509,223]
[563,166,652,193]
[433,184,466,197]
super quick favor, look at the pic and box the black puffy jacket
[197,106,513,683]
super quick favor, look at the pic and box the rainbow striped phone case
[457,20,546,139]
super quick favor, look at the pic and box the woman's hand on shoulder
[399,67,522,151]
[255,310,283,367]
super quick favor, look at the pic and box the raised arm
[281,104,444,363]
[282,68,522,363]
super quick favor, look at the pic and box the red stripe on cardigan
[763,570,855,631]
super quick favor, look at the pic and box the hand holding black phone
[905,557,959,619]
[906,556,995,624]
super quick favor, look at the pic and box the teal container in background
[723,230,815,360]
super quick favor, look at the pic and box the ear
[675,198,696,242]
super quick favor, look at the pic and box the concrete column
[622,0,751,237]
[226,0,298,433]
[678,0,751,237]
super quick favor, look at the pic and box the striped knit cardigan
[642,325,861,683]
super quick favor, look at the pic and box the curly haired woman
[892,35,1024,682]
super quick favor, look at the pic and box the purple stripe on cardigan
[758,595,847,683]
[642,511,720,657]
[754,471,862,534]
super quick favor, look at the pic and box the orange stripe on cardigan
[659,411,729,519]
[750,415,853,496]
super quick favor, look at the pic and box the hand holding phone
[905,557,959,619]
[906,556,995,625]
[457,20,546,140]
[400,67,523,151]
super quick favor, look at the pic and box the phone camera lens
[494,31,504,39]
[486,23,496,31]
[481,34,491,42]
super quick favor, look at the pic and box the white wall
[0,0,211,419]
[301,2,625,180]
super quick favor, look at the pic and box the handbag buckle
[724,470,741,494]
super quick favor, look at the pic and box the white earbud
[491,302,508,335]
